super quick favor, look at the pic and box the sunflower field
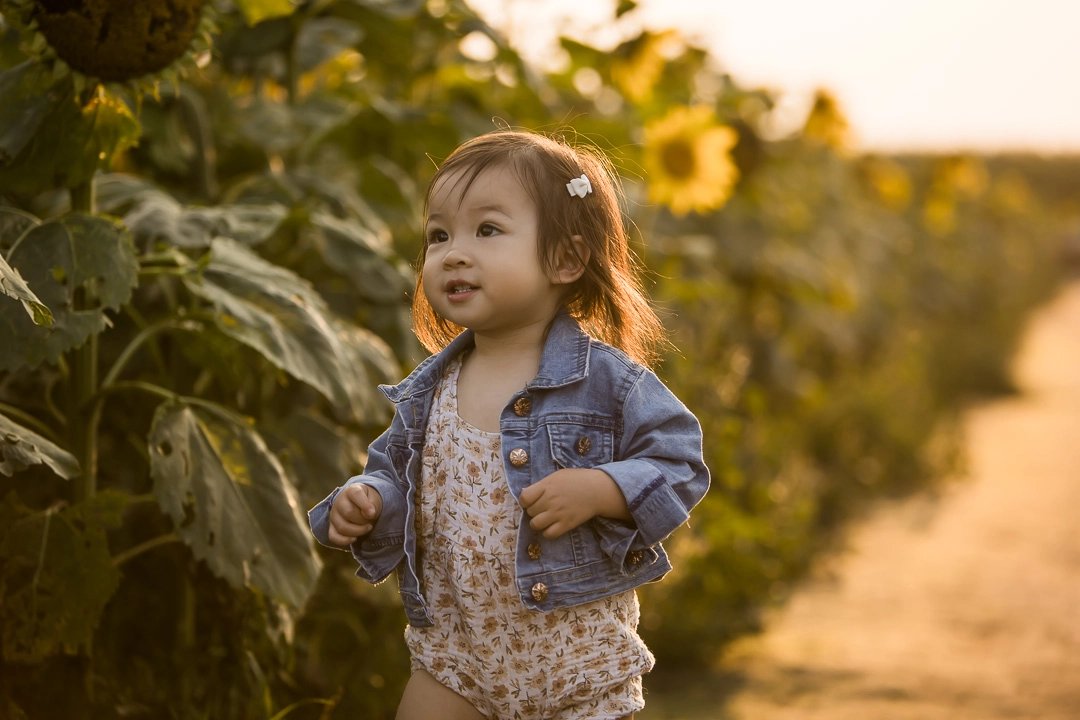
[0,1,1073,718]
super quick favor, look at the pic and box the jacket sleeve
[591,368,710,565]
[307,420,410,585]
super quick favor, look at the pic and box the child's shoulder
[584,333,650,379]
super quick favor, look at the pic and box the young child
[308,130,709,720]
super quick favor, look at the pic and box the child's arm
[308,423,409,584]
[520,368,709,555]
[519,468,629,539]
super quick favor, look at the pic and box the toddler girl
[309,130,709,719]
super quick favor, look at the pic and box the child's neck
[455,321,549,433]
[469,323,546,365]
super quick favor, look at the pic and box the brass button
[527,542,542,560]
[509,448,528,467]
[576,436,591,456]
[629,550,644,565]
[531,582,548,602]
[513,397,532,416]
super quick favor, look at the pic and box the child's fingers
[528,512,566,539]
[333,517,373,537]
[519,484,541,509]
[328,524,366,546]
[342,483,376,518]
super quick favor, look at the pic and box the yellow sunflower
[802,89,850,151]
[611,30,681,104]
[643,105,739,217]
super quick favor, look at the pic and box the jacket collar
[380,311,591,403]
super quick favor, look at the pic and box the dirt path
[644,281,1080,720]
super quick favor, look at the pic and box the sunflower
[611,30,680,104]
[643,105,739,217]
[1,0,217,86]
[802,89,849,151]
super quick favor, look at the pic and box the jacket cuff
[597,458,690,547]
[343,476,406,583]
[307,477,406,584]
[590,515,642,569]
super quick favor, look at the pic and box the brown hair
[413,130,667,368]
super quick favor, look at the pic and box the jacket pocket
[547,421,615,470]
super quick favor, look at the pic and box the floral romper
[405,357,655,719]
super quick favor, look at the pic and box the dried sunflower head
[1,0,215,90]
[33,0,206,81]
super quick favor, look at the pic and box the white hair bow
[566,174,592,198]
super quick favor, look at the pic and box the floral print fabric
[404,356,654,719]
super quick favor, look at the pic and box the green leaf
[234,0,298,26]
[269,409,365,500]
[116,183,289,249]
[0,413,79,479]
[0,253,53,327]
[0,61,62,164]
[147,401,322,608]
[295,17,364,73]
[0,206,40,252]
[94,173,159,216]
[0,491,126,661]
[183,239,388,420]
[0,83,140,196]
[307,210,411,304]
[0,214,138,371]
[99,174,289,248]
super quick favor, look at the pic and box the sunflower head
[31,0,207,82]
[643,105,739,217]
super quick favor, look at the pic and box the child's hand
[328,483,383,546]
[519,468,631,539]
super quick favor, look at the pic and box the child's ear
[551,235,591,285]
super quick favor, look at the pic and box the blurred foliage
[0,0,1072,717]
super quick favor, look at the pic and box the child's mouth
[446,283,478,300]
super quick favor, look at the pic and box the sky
[466,0,1080,154]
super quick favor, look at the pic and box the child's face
[423,164,564,340]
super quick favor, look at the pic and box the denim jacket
[308,312,709,627]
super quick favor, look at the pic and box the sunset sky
[468,0,1080,154]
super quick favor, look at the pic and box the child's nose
[442,242,472,267]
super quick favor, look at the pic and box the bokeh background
[0,1,1076,718]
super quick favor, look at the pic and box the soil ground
[641,281,1080,720]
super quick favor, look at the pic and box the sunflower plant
[0,1,421,716]
[643,104,739,217]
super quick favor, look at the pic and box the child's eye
[426,229,448,245]
[477,223,501,237]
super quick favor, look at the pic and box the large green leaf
[183,239,391,420]
[0,490,126,662]
[0,214,137,371]
[97,173,289,249]
[122,190,288,250]
[307,209,411,304]
[0,61,62,164]
[0,83,140,196]
[268,408,365,501]
[0,413,79,479]
[331,314,398,421]
[94,173,159,216]
[0,206,39,252]
[0,253,53,328]
[147,401,321,608]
